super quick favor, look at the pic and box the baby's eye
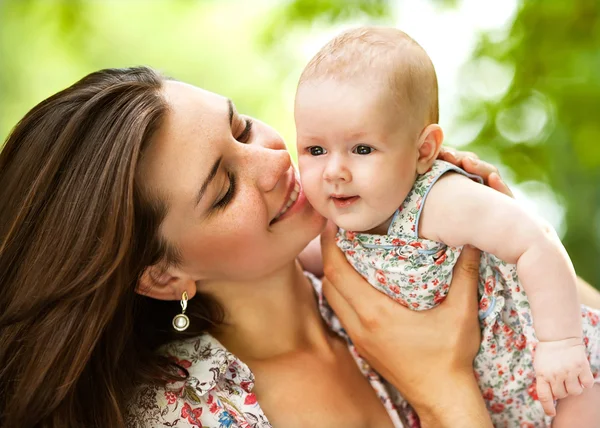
[307,146,326,156]
[353,145,374,155]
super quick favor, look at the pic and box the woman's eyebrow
[195,156,222,206]
[228,99,234,125]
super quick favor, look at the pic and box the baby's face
[295,79,419,233]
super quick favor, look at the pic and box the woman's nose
[243,126,291,192]
[323,156,351,183]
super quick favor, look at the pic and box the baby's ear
[136,265,197,301]
[416,124,444,174]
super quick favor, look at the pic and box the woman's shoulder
[125,334,264,427]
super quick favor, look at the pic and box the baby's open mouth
[331,195,360,208]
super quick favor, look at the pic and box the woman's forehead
[138,82,228,199]
[162,81,229,131]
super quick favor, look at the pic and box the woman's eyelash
[214,172,236,209]
[236,118,253,143]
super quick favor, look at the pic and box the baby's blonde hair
[298,26,439,132]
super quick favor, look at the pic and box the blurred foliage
[259,0,391,46]
[0,0,598,287]
[459,0,600,286]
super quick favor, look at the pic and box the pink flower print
[168,356,192,377]
[433,291,446,305]
[391,238,406,246]
[490,403,505,413]
[521,423,536,428]
[164,390,177,405]
[411,302,420,308]
[527,380,538,400]
[482,388,494,401]
[375,270,387,286]
[181,402,203,426]
[480,297,490,312]
[416,197,422,210]
[346,231,356,240]
[347,250,356,257]
[397,298,409,308]
[244,393,257,405]
[434,253,447,265]
[584,336,590,347]
[207,394,219,414]
[502,325,514,336]
[169,356,192,369]
[409,241,423,249]
[389,284,400,294]
[421,284,428,290]
[587,311,599,326]
[432,278,439,286]
[515,334,527,350]
[484,278,494,295]
[240,381,253,393]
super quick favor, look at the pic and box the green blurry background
[1,0,599,288]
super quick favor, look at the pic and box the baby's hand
[534,337,595,416]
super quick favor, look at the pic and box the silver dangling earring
[172,291,190,332]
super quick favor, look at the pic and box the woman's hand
[438,147,513,197]
[321,222,492,427]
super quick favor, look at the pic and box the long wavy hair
[0,67,222,427]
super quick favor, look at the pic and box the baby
[295,27,600,427]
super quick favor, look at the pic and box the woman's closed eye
[235,117,253,143]
[213,172,236,210]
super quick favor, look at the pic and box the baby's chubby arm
[420,172,579,340]
[420,173,594,414]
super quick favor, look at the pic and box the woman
[0,66,596,427]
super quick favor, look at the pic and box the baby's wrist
[537,336,583,346]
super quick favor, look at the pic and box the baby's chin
[332,215,390,235]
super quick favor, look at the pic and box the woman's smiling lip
[270,171,302,225]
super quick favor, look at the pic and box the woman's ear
[416,124,444,174]
[136,265,197,301]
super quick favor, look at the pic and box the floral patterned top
[126,273,417,428]
[336,160,600,427]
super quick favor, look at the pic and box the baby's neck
[360,213,395,235]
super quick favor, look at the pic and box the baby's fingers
[550,377,568,399]
[579,366,596,389]
[565,374,584,396]
[536,380,556,417]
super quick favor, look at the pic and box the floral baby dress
[336,159,600,427]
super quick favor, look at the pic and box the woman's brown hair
[0,67,222,427]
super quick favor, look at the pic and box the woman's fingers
[321,276,361,335]
[444,245,481,308]
[487,172,514,198]
[461,157,498,180]
[440,149,515,199]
